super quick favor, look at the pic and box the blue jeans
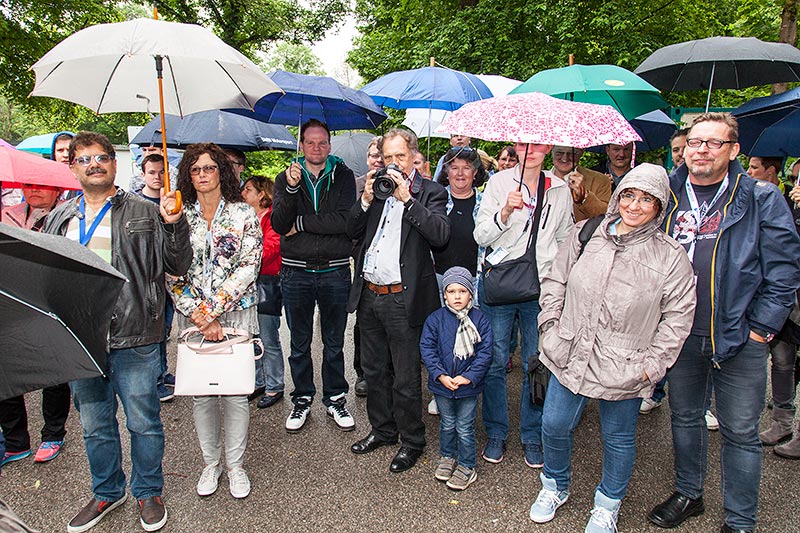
[543,375,640,500]
[157,298,174,383]
[70,344,164,501]
[256,313,285,393]
[281,266,350,407]
[478,285,541,445]
[667,334,768,530]
[435,394,479,469]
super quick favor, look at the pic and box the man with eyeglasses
[43,131,192,533]
[272,119,357,434]
[550,145,611,221]
[648,113,800,533]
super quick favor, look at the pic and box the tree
[263,43,325,76]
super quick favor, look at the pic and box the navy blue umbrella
[132,110,296,151]
[231,70,387,131]
[587,110,677,153]
[732,88,800,157]
[361,66,493,111]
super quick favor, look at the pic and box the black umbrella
[635,36,800,110]
[0,224,126,401]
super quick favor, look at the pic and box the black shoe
[351,433,397,454]
[648,492,705,528]
[355,377,368,397]
[257,391,283,409]
[389,446,423,473]
[721,524,753,533]
[247,386,266,402]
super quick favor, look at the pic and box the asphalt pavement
[2,314,799,532]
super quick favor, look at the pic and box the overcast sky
[311,16,360,85]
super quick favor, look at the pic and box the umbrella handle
[155,55,182,214]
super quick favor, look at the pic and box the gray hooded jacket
[538,163,696,400]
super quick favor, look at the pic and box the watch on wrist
[752,327,775,342]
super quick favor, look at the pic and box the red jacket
[260,206,281,276]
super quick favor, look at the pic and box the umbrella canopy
[361,66,493,111]
[0,224,127,400]
[510,64,667,120]
[732,87,800,156]
[30,18,282,116]
[586,110,677,153]
[635,36,800,93]
[132,110,296,152]
[436,92,641,148]
[15,132,64,155]
[330,132,376,177]
[0,146,81,190]
[235,70,387,131]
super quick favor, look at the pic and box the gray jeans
[192,395,249,469]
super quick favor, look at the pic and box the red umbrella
[0,146,81,190]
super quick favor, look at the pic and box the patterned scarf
[445,299,482,360]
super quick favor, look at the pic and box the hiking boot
[1,449,31,466]
[446,465,477,491]
[138,496,167,532]
[481,438,505,463]
[639,397,663,414]
[34,440,64,463]
[196,463,223,496]
[529,472,569,523]
[585,490,620,533]
[285,399,312,433]
[326,402,355,431]
[760,407,794,446]
[524,443,544,468]
[67,495,128,533]
[434,456,457,481]
[228,467,251,498]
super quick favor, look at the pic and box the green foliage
[263,43,325,76]
[245,150,295,180]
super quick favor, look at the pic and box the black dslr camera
[372,163,406,201]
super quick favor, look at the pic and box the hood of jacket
[603,162,671,243]
[50,131,74,161]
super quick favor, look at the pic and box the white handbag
[174,327,263,397]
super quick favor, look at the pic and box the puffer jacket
[538,164,697,400]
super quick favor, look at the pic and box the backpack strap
[578,215,604,258]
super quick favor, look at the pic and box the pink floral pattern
[437,92,641,148]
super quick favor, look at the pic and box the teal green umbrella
[510,64,667,120]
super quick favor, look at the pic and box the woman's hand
[500,190,523,224]
[438,375,459,391]
[190,308,209,329]
[200,319,224,341]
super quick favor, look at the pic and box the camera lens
[373,175,396,201]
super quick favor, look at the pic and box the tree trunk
[774,0,798,94]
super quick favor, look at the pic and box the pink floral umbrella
[436,92,641,148]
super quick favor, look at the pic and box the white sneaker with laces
[529,473,570,523]
[228,467,251,499]
[705,410,719,431]
[639,397,662,415]
[326,403,355,431]
[428,398,439,415]
[196,463,222,496]
[285,400,312,433]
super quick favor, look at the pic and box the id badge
[363,251,377,274]
[485,246,509,266]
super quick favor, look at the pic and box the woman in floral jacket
[169,143,262,500]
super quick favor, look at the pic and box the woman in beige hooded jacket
[528,163,696,532]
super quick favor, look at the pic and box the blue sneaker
[158,382,174,402]
[2,449,32,466]
[524,443,544,468]
[530,472,570,523]
[162,373,176,387]
[482,438,506,463]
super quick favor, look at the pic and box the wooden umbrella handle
[155,54,181,214]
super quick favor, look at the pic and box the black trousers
[353,312,363,378]
[0,383,71,452]
[358,288,425,450]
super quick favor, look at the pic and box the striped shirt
[65,201,113,263]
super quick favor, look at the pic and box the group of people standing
[2,110,800,533]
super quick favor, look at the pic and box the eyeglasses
[619,191,657,206]
[686,138,736,150]
[73,154,115,166]
[189,164,219,176]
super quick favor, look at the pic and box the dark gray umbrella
[330,132,375,178]
[635,37,800,109]
[0,224,126,400]
[132,110,297,152]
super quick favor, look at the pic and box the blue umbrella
[16,132,71,155]
[361,66,492,111]
[587,110,676,153]
[131,110,296,151]
[732,87,800,156]
[230,70,387,131]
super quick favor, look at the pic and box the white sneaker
[228,467,251,499]
[705,410,719,431]
[285,400,312,433]
[639,397,663,414]
[529,473,569,523]
[326,403,355,431]
[428,398,439,415]
[196,463,222,496]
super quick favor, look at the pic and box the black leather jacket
[43,189,192,349]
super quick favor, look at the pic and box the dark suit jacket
[347,172,450,327]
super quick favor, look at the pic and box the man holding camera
[347,128,450,473]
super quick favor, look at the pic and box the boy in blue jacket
[421,267,493,490]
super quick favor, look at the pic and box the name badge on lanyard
[79,197,112,246]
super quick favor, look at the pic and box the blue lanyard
[79,197,112,246]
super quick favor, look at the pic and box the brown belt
[366,281,403,295]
